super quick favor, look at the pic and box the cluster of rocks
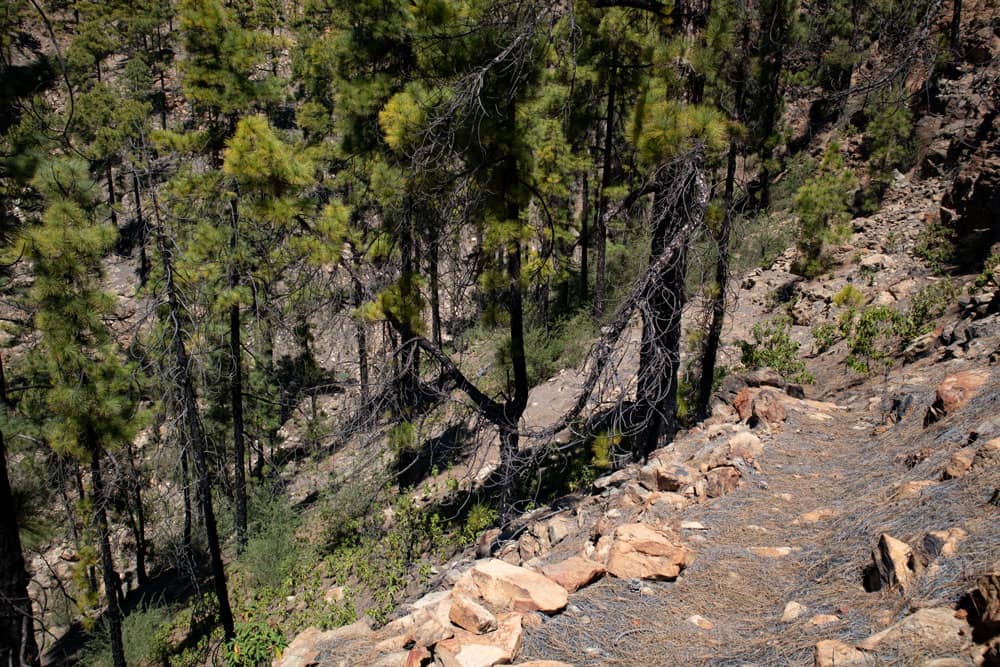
[274,374,852,666]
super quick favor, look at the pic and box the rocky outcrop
[454,560,568,614]
[924,370,989,426]
[604,523,693,580]
[864,534,923,593]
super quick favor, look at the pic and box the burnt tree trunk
[89,445,126,667]
[636,149,708,460]
[228,200,247,553]
[0,432,40,667]
[151,189,236,640]
[593,51,618,319]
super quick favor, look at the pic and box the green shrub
[239,487,301,590]
[791,142,857,278]
[914,221,956,272]
[496,310,596,386]
[223,618,287,667]
[832,284,865,308]
[83,606,171,667]
[460,503,498,543]
[839,306,898,374]
[811,322,841,353]
[973,253,1000,291]
[739,316,813,383]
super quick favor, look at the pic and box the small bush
[914,221,956,272]
[832,284,865,308]
[739,316,813,383]
[223,618,286,667]
[791,142,857,278]
[972,253,1000,291]
[811,322,841,353]
[496,310,596,386]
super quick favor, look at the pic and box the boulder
[604,523,693,580]
[814,639,868,667]
[544,515,577,546]
[967,566,1000,634]
[704,466,741,498]
[865,534,923,593]
[942,447,976,479]
[857,608,971,653]
[454,559,568,614]
[539,557,605,593]
[699,431,763,472]
[733,387,787,426]
[639,463,698,493]
[405,646,433,667]
[435,613,524,667]
[973,437,1000,468]
[449,594,498,635]
[924,371,989,426]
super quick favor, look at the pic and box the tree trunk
[756,1,790,210]
[697,20,748,420]
[594,54,618,319]
[133,171,149,287]
[228,199,247,552]
[89,446,126,667]
[150,189,236,640]
[180,445,192,552]
[951,0,962,53]
[635,150,708,460]
[579,173,590,304]
[696,139,737,420]
[0,432,40,667]
[124,442,148,588]
[352,275,370,415]
[428,227,443,350]
[106,164,117,229]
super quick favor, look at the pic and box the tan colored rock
[449,594,497,634]
[973,436,1000,468]
[867,534,923,593]
[704,466,741,497]
[942,447,976,479]
[810,614,840,627]
[733,387,756,421]
[405,646,432,667]
[968,567,1000,627]
[514,662,575,667]
[895,480,939,499]
[924,370,989,425]
[540,557,605,593]
[814,639,868,667]
[687,614,714,630]
[435,613,523,667]
[701,432,764,472]
[857,607,971,652]
[639,463,698,493]
[751,389,787,426]
[407,615,454,648]
[275,627,322,667]
[545,515,577,546]
[781,601,806,622]
[923,527,968,559]
[604,523,693,580]
[749,546,792,558]
[800,507,839,523]
[454,559,568,614]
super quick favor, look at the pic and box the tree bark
[150,189,235,640]
[229,200,246,554]
[0,432,40,667]
[132,171,149,287]
[106,164,117,229]
[579,172,590,304]
[594,53,618,319]
[427,226,443,350]
[124,442,148,588]
[89,445,126,667]
[636,149,708,460]
[950,0,962,53]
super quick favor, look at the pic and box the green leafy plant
[811,322,841,353]
[223,618,287,667]
[832,284,865,308]
[914,221,956,272]
[739,316,813,383]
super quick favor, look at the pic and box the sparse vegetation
[739,316,813,383]
[791,142,857,278]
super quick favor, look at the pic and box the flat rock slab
[605,523,694,580]
[539,557,605,593]
[455,559,568,613]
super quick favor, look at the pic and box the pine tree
[25,158,140,667]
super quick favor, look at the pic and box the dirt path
[521,355,1000,665]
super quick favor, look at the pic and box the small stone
[942,447,976,480]
[449,593,498,634]
[681,521,707,530]
[800,507,839,523]
[781,601,806,622]
[814,639,867,667]
[894,480,938,499]
[749,546,792,558]
[687,614,714,630]
[810,614,840,627]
